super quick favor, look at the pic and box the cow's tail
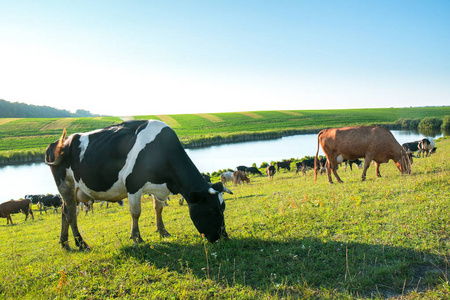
[314,131,321,182]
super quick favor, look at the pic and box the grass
[0,138,449,299]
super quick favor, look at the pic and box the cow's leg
[361,157,372,181]
[326,160,334,184]
[374,162,382,177]
[7,215,12,224]
[60,191,90,250]
[331,164,343,183]
[153,195,171,238]
[128,192,144,243]
[29,208,34,220]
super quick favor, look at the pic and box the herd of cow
[0,120,438,251]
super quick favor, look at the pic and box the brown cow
[314,126,411,183]
[0,199,34,224]
[233,170,250,185]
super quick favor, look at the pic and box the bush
[395,118,421,129]
[441,115,450,131]
[418,117,443,130]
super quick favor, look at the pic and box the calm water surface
[0,130,442,203]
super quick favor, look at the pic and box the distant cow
[220,171,234,185]
[266,165,276,179]
[314,126,411,183]
[277,160,292,172]
[45,120,228,250]
[343,159,363,171]
[402,141,421,154]
[245,167,262,175]
[38,194,63,214]
[418,137,435,157]
[295,158,316,175]
[233,170,250,184]
[0,199,34,224]
[25,194,44,205]
[235,166,247,172]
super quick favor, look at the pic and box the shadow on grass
[117,236,448,298]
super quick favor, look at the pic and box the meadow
[0,138,448,299]
[1,107,449,160]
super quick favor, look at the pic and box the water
[0,130,442,203]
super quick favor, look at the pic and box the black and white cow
[418,137,435,157]
[45,120,229,250]
[343,159,363,171]
[38,194,63,214]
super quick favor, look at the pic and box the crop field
[0,138,448,299]
[1,107,449,155]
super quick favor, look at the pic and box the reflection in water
[0,130,443,203]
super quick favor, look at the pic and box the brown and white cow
[314,126,411,183]
[0,199,34,224]
[233,170,250,185]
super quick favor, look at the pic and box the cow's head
[395,150,412,175]
[187,182,232,243]
[45,129,67,166]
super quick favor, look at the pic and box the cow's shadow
[117,236,447,298]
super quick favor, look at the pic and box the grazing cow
[418,137,435,157]
[45,120,228,250]
[266,165,276,179]
[38,194,63,214]
[220,172,234,185]
[25,194,44,205]
[245,167,262,175]
[233,170,250,184]
[295,158,316,175]
[314,126,411,183]
[402,141,421,154]
[277,160,292,172]
[235,166,247,172]
[343,159,363,171]
[0,199,34,224]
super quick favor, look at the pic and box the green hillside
[0,107,449,164]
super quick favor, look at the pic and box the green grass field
[1,138,448,299]
[1,107,449,156]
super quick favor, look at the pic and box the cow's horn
[223,186,233,195]
[208,188,217,195]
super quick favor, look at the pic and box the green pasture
[1,138,448,299]
[1,107,449,156]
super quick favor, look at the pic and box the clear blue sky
[1,1,449,116]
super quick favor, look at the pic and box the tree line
[0,99,99,118]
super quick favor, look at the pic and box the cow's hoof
[60,241,72,251]
[157,229,171,238]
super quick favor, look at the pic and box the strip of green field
[0,107,449,163]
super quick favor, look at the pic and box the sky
[1,1,449,116]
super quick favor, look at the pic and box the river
[0,130,442,203]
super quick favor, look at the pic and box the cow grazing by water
[277,160,292,172]
[0,199,34,224]
[245,167,262,175]
[418,137,435,157]
[314,126,411,183]
[266,165,276,179]
[45,120,229,250]
[295,158,316,175]
[38,194,63,214]
[233,170,250,184]
[220,172,234,185]
[343,159,363,171]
